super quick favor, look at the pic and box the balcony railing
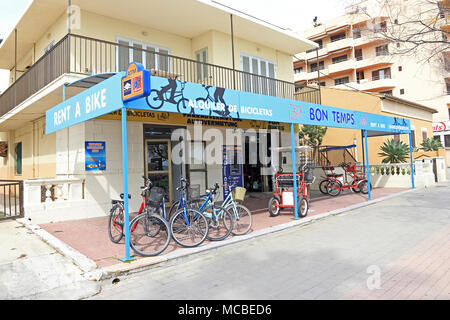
[0,33,320,118]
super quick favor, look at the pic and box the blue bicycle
[170,180,234,242]
[169,179,210,248]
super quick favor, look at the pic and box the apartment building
[0,0,318,222]
[294,0,448,131]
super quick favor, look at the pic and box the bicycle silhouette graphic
[195,85,239,119]
[146,80,194,114]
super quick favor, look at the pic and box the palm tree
[420,138,442,151]
[378,139,410,163]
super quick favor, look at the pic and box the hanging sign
[121,62,151,102]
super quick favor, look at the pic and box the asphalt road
[91,182,450,300]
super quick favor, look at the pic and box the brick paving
[39,187,407,268]
[89,183,450,300]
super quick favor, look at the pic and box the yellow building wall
[0,119,56,180]
[315,87,434,164]
[16,9,294,83]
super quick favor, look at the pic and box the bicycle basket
[189,184,201,199]
[232,187,246,203]
[147,187,165,207]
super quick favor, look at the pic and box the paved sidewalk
[0,219,100,299]
[91,182,450,300]
[39,188,407,270]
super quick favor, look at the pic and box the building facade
[0,0,320,223]
[293,0,449,129]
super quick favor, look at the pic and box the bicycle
[169,178,210,248]
[146,80,193,114]
[220,184,252,236]
[325,163,371,197]
[187,183,234,241]
[195,85,239,118]
[108,176,171,256]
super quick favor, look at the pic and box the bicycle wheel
[202,204,234,241]
[129,213,170,257]
[168,200,180,221]
[146,89,165,109]
[226,203,252,235]
[319,179,329,195]
[177,97,191,114]
[108,204,124,243]
[358,180,373,194]
[351,179,362,193]
[326,180,342,197]
[170,208,209,248]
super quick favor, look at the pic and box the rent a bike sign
[45,73,125,134]
[45,62,150,135]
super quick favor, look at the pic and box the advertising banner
[222,145,243,199]
[85,141,106,171]
[126,75,411,134]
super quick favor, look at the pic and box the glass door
[145,139,172,205]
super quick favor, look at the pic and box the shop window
[241,53,276,96]
[15,142,22,175]
[116,37,170,73]
[195,48,209,81]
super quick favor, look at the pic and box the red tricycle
[268,146,315,218]
[322,162,371,196]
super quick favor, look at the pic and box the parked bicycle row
[108,176,252,257]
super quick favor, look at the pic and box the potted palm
[378,139,409,164]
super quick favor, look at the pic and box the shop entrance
[243,131,273,193]
[143,124,185,205]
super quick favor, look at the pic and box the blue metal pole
[408,132,416,189]
[364,130,371,200]
[361,130,365,174]
[290,123,298,220]
[120,107,134,262]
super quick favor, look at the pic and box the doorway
[143,124,186,206]
[145,139,172,204]
[243,131,273,192]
